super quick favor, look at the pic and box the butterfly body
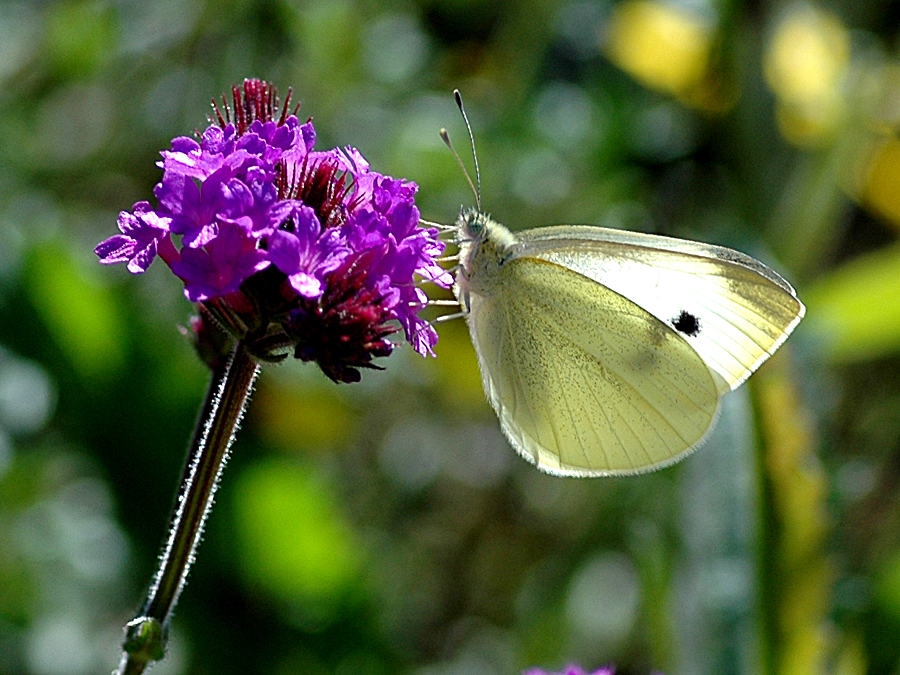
[453,207,804,477]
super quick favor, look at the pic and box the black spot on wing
[672,310,701,337]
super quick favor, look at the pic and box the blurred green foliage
[2,0,900,674]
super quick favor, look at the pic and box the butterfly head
[456,207,489,242]
[453,207,518,300]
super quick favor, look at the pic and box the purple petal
[95,203,173,273]
[95,234,139,266]
[199,124,235,155]
[170,221,269,301]
[267,204,350,299]
[287,272,323,298]
[127,237,160,274]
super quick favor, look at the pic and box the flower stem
[115,340,259,675]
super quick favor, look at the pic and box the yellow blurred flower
[763,3,850,145]
[858,135,900,227]
[604,0,720,108]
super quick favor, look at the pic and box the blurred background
[1,0,899,673]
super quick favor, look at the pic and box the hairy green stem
[114,341,259,674]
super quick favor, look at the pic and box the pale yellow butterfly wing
[466,255,729,476]
[513,226,805,390]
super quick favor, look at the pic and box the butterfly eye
[463,211,486,240]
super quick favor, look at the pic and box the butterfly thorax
[455,209,519,301]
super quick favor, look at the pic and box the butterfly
[441,92,804,477]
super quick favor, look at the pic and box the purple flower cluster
[96,81,452,382]
[522,667,615,675]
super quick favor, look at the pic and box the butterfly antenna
[439,89,483,212]
[440,129,479,211]
[454,90,482,211]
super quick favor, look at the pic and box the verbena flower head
[97,79,452,382]
[522,667,615,675]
